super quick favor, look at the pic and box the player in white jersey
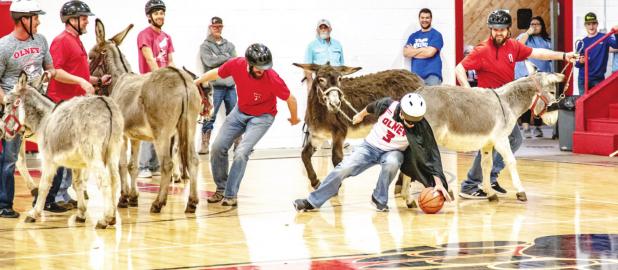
[294,93,441,212]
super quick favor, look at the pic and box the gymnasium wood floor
[2,143,618,269]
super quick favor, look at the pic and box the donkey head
[294,63,361,113]
[527,65,564,126]
[1,72,38,140]
[89,19,133,85]
[183,66,214,120]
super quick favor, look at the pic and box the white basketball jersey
[365,101,409,151]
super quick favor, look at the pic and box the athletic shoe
[0,208,20,218]
[221,197,237,207]
[207,191,224,203]
[523,128,532,139]
[533,127,544,138]
[492,182,508,195]
[459,189,488,200]
[138,169,152,178]
[44,202,70,213]
[371,195,389,212]
[293,199,315,212]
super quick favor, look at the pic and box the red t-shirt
[47,31,90,102]
[137,27,174,74]
[218,57,290,116]
[461,37,533,88]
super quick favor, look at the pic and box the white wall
[572,0,618,95]
[35,0,455,149]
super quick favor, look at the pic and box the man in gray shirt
[198,16,238,154]
[0,0,94,218]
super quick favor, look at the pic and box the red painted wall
[0,2,13,37]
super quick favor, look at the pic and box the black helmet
[245,43,273,70]
[145,0,166,15]
[487,9,512,29]
[60,1,94,23]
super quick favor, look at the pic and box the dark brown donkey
[294,63,424,189]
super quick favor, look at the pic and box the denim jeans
[0,135,22,209]
[577,77,603,94]
[307,141,403,208]
[461,124,523,193]
[423,74,442,86]
[210,107,274,198]
[54,168,73,202]
[202,85,237,133]
[138,141,159,171]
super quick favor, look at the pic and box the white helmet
[10,0,46,20]
[400,93,426,123]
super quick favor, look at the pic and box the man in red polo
[454,10,577,199]
[42,0,110,211]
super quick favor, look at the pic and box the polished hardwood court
[2,145,618,269]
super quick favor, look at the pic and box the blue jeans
[33,167,64,205]
[139,141,159,171]
[307,141,403,208]
[202,85,237,133]
[210,107,274,198]
[0,135,22,209]
[578,77,603,94]
[423,74,442,86]
[461,124,523,193]
[54,168,72,202]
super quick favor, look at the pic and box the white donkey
[2,72,124,229]
[408,67,562,202]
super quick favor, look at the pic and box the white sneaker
[138,170,152,178]
[152,170,161,176]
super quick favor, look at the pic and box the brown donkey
[89,19,201,213]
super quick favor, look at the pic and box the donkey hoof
[185,204,197,213]
[117,197,129,208]
[394,184,403,195]
[24,216,36,223]
[407,200,418,209]
[488,194,499,202]
[75,216,86,223]
[150,203,162,213]
[30,188,39,197]
[311,181,321,190]
[95,222,108,229]
[129,196,139,207]
[516,192,528,202]
[84,190,89,200]
[108,217,116,226]
[448,190,455,200]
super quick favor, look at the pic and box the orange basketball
[418,187,445,214]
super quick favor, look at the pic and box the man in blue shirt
[404,8,444,86]
[575,12,618,94]
[304,19,344,90]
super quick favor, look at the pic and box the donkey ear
[182,66,197,80]
[525,60,538,75]
[111,24,134,46]
[16,71,28,94]
[30,72,49,90]
[95,18,106,45]
[336,66,362,76]
[293,63,320,73]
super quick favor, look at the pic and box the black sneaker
[491,182,507,195]
[371,196,389,212]
[293,199,315,212]
[459,189,488,200]
[0,208,20,218]
[44,202,70,213]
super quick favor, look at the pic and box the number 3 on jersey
[382,130,395,143]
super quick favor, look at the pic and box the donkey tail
[97,96,114,167]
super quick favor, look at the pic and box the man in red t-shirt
[454,10,577,199]
[40,0,110,212]
[136,0,175,179]
[194,43,300,207]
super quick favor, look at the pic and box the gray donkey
[89,19,201,213]
[2,72,123,229]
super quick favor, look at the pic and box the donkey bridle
[89,43,130,96]
[2,98,23,139]
[317,85,359,123]
[530,75,553,117]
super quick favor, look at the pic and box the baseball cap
[317,19,331,28]
[210,16,223,26]
[584,12,598,23]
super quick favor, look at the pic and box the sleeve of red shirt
[49,38,65,68]
[217,57,237,78]
[269,72,291,100]
[137,31,153,50]
[460,46,483,71]
[514,41,533,62]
